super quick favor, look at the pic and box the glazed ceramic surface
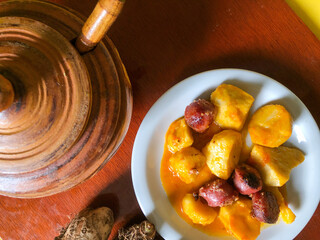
[132,69,320,240]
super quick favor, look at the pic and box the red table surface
[0,0,319,239]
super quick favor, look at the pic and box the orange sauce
[160,119,256,237]
[160,121,229,237]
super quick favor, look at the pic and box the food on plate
[169,147,206,184]
[251,191,280,224]
[160,83,303,240]
[118,220,156,240]
[199,179,239,207]
[55,207,114,240]
[182,193,218,225]
[202,129,242,180]
[166,118,193,153]
[210,83,254,131]
[248,104,292,147]
[265,186,296,224]
[249,145,305,187]
[192,121,222,150]
[232,164,262,195]
[219,197,261,240]
[184,99,216,133]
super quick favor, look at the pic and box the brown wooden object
[0,0,319,240]
[0,74,14,112]
[0,16,91,174]
[76,0,125,53]
[0,0,132,197]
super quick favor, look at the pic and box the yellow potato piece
[182,193,218,225]
[264,186,296,224]
[210,84,254,131]
[219,197,261,240]
[249,145,304,187]
[202,130,242,179]
[279,202,296,224]
[248,104,292,148]
[169,147,206,184]
[166,118,193,153]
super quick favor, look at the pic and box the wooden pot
[0,0,132,198]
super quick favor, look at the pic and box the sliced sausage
[251,191,280,224]
[233,164,262,195]
[184,99,215,133]
[199,179,239,207]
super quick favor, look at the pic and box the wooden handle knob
[75,0,125,54]
[0,74,14,112]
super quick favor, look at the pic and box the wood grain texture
[76,0,125,53]
[0,1,131,198]
[0,0,319,239]
[0,74,14,111]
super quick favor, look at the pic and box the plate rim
[132,68,320,240]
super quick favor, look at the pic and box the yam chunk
[264,186,296,224]
[188,164,217,190]
[182,193,218,225]
[248,104,292,148]
[202,130,242,179]
[166,118,193,153]
[210,84,254,131]
[249,145,304,187]
[192,122,222,150]
[219,197,261,240]
[169,147,206,184]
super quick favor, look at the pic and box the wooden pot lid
[0,0,132,197]
[0,74,14,112]
[0,16,91,174]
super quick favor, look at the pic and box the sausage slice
[233,164,262,195]
[251,191,280,224]
[184,99,215,133]
[199,179,239,207]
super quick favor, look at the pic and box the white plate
[131,69,320,240]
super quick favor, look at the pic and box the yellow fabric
[286,0,320,39]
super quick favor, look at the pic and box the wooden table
[0,0,319,239]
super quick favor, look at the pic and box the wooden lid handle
[0,75,14,112]
[75,0,125,54]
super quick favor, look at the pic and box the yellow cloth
[286,0,320,39]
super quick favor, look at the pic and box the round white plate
[131,69,320,240]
